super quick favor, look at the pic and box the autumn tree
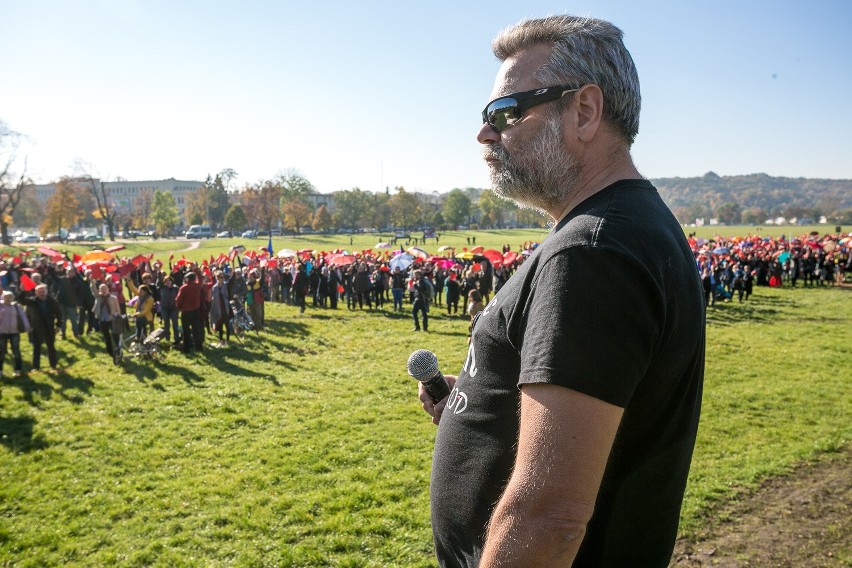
[204,169,236,227]
[370,192,391,229]
[442,188,471,228]
[478,189,513,228]
[281,200,312,234]
[312,204,333,233]
[41,177,81,237]
[279,171,315,204]
[332,188,372,230]
[388,186,420,228]
[10,185,40,228]
[150,190,180,236]
[223,204,247,232]
[239,185,259,225]
[133,188,154,229]
[72,160,119,241]
[0,120,31,244]
[241,180,281,233]
[184,186,207,226]
[516,207,548,228]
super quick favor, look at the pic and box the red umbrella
[482,249,504,265]
[470,245,484,254]
[427,256,445,263]
[37,246,64,260]
[503,252,518,265]
[329,253,357,265]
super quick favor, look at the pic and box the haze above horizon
[2,1,850,193]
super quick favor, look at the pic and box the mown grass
[0,233,849,566]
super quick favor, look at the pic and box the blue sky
[2,0,850,193]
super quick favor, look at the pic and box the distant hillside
[650,172,852,224]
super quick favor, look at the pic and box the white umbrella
[407,246,428,259]
[389,253,414,271]
[277,248,297,258]
[375,242,390,249]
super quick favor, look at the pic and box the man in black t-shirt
[419,15,705,568]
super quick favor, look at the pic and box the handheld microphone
[407,349,451,403]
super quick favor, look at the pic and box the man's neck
[550,148,642,222]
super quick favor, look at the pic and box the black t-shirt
[430,180,705,567]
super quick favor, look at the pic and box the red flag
[12,256,21,264]
[130,254,147,267]
[210,255,215,265]
[20,274,36,291]
[169,253,175,260]
[91,266,103,280]
[118,263,136,277]
[73,253,82,263]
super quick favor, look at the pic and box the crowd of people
[691,231,850,307]
[0,229,846,376]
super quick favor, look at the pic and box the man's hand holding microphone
[407,349,456,425]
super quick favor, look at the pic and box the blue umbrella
[712,246,729,255]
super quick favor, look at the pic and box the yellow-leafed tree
[40,177,81,237]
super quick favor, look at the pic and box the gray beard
[484,117,581,215]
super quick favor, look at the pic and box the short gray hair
[493,15,641,145]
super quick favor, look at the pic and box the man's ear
[571,84,604,143]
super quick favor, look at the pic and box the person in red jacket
[175,272,204,354]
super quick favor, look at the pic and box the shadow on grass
[124,355,207,389]
[263,319,311,337]
[0,414,48,452]
[705,293,798,326]
[0,370,93,407]
[206,355,287,386]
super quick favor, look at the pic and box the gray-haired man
[421,15,705,567]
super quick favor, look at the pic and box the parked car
[216,230,232,238]
[41,234,62,243]
[83,233,102,241]
[15,233,40,243]
[241,229,258,239]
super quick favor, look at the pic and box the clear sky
[2,0,850,193]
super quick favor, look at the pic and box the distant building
[32,178,205,224]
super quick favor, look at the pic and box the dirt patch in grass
[670,448,850,567]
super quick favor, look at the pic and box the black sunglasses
[482,85,580,133]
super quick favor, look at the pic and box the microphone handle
[422,373,451,403]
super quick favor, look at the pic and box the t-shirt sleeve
[516,246,661,407]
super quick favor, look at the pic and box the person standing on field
[419,15,705,567]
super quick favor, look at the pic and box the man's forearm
[480,489,588,567]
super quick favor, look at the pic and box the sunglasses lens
[485,98,519,132]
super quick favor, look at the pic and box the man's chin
[490,184,545,213]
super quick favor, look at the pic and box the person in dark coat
[292,263,309,314]
[18,284,62,371]
[55,266,84,339]
[158,276,180,344]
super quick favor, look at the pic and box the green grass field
[0,229,850,566]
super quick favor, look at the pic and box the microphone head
[407,349,439,382]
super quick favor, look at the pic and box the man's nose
[477,122,500,144]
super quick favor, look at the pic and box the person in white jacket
[0,290,31,377]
